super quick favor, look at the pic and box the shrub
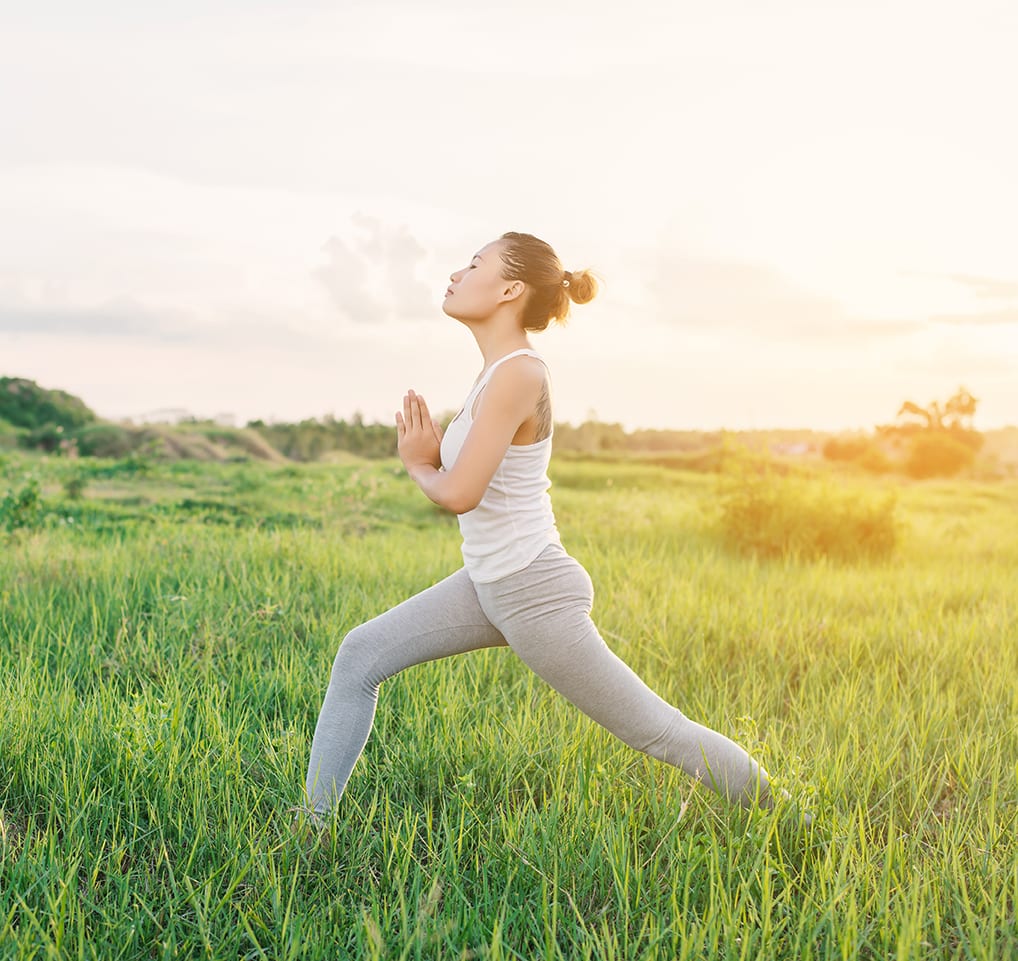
[72,423,137,458]
[62,472,87,499]
[946,426,984,452]
[822,435,871,462]
[822,434,894,474]
[905,431,976,479]
[0,377,96,431]
[23,422,67,452]
[0,418,22,450]
[1,476,41,533]
[857,445,893,475]
[717,467,898,561]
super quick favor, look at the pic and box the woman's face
[442,239,518,323]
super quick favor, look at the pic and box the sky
[2,0,1017,432]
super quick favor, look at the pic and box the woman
[305,231,799,821]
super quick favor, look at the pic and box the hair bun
[497,231,599,331]
[563,268,597,306]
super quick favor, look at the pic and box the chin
[442,301,468,324]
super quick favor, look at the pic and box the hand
[395,389,443,472]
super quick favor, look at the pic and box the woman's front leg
[305,567,506,813]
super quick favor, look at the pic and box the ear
[499,280,525,303]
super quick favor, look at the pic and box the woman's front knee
[329,623,375,679]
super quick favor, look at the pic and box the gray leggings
[306,543,774,813]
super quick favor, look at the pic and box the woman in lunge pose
[305,231,796,820]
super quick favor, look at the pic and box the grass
[0,451,1016,959]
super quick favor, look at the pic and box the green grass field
[1,452,1015,960]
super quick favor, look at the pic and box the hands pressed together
[395,389,444,473]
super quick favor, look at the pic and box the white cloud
[314,215,435,323]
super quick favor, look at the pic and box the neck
[469,320,533,369]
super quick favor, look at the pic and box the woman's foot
[288,805,329,837]
[774,788,814,828]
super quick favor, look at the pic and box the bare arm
[396,357,545,514]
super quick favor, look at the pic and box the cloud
[646,253,829,328]
[642,250,921,343]
[0,297,333,353]
[641,251,1018,342]
[0,298,191,341]
[943,274,1018,300]
[929,307,1018,328]
[313,214,436,323]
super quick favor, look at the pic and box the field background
[1,450,1016,960]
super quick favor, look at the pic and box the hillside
[0,377,285,462]
[2,375,1015,474]
[0,377,98,431]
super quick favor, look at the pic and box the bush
[23,422,67,452]
[1,476,41,532]
[0,418,21,450]
[905,431,976,479]
[72,423,137,458]
[717,467,898,561]
[822,435,871,462]
[62,472,87,499]
[0,377,96,431]
[822,434,894,474]
[857,445,893,475]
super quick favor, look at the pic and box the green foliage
[823,435,895,475]
[249,415,396,461]
[22,421,70,452]
[717,461,898,561]
[906,431,977,479]
[855,444,893,474]
[62,471,87,500]
[873,387,986,480]
[72,422,136,458]
[0,417,22,450]
[552,418,631,453]
[0,455,1015,958]
[0,376,97,431]
[0,475,40,532]
[821,435,870,462]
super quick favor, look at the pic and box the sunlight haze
[2,0,1016,431]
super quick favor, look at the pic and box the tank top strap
[475,348,547,393]
[458,349,549,424]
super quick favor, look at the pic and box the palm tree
[895,388,978,432]
[944,387,978,429]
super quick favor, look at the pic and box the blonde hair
[497,231,598,332]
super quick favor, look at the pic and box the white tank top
[439,348,562,583]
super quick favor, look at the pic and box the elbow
[445,492,481,515]
[430,470,482,514]
[441,483,481,515]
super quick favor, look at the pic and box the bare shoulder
[473,355,548,422]
[488,354,547,394]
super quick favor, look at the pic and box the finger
[395,412,405,436]
[409,390,424,430]
[403,392,412,429]
[431,418,444,441]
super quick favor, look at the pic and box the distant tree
[893,386,979,433]
[822,435,871,462]
[905,432,976,479]
[880,387,983,478]
[943,386,978,430]
[0,377,97,432]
